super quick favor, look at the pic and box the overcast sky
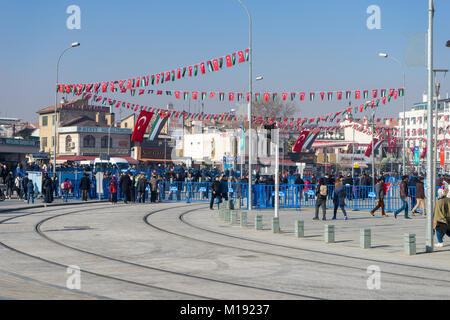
[1,0,449,123]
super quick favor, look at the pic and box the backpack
[319,185,327,197]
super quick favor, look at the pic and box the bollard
[228,199,234,210]
[240,212,247,227]
[324,225,335,243]
[404,233,416,255]
[295,220,304,238]
[236,199,242,209]
[360,228,371,249]
[231,210,238,225]
[255,215,263,230]
[272,217,280,233]
[224,208,231,222]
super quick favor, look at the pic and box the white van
[94,157,130,170]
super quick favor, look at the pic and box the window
[101,135,112,148]
[65,135,73,152]
[83,135,95,148]
[42,116,48,126]
[41,137,47,148]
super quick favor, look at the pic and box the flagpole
[237,0,252,212]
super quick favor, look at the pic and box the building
[37,97,134,164]
[37,97,114,155]
[397,93,450,170]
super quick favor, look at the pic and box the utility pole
[425,0,434,253]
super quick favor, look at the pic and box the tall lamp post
[54,42,80,178]
[378,52,406,174]
[237,0,252,212]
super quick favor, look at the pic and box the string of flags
[56,49,249,95]
[71,87,404,102]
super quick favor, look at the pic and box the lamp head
[446,40,450,48]
[60,97,67,104]
[71,42,81,47]
[378,53,388,58]
[255,76,263,81]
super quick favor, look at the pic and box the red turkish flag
[420,147,427,159]
[372,90,378,98]
[226,55,232,67]
[440,148,445,166]
[200,62,206,74]
[174,91,180,99]
[131,110,154,142]
[292,130,311,153]
[337,91,342,100]
[282,93,288,101]
[213,59,220,71]
[238,51,245,63]
[229,92,234,101]
[355,91,361,99]
[192,92,198,100]
[365,138,379,157]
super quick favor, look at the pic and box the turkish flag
[131,110,154,142]
[365,138,379,157]
[238,51,245,63]
[440,148,445,166]
[292,130,311,153]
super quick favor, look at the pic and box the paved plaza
[0,200,448,300]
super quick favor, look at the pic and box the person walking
[79,173,91,202]
[395,175,410,219]
[433,188,450,248]
[129,173,136,202]
[412,176,426,216]
[314,177,328,221]
[332,179,348,220]
[26,179,34,204]
[370,177,386,217]
[210,176,222,210]
[109,175,118,205]
[14,173,22,200]
[22,173,29,202]
[52,174,59,199]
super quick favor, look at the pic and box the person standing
[79,173,91,202]
[61,178,71,202]
[412,176,426,216]
[52,174,59,199]
[14,173,22,200]
[129,173,136,202]
[332,179,348,220]
[109,175,118,205]
[149,173,159,203]
[395,175,410,219]
[137,173,148,203]
[27,179,34,204]
[22,173,29,202]
[433,188,450,248]
[210,177,222,210]
[119,173,131,204]
[370,177,386,217]
[42,173,53,203]
[314,177,328,221]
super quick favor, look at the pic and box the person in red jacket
[109,176,118,204]
[395,175,411,219]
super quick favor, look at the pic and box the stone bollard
[236,199,242,209]
[224,208,231,222]
[324,225,335,243]
[360,228,371,249]
[240,212,247,227]
[404,233,416,255]
[272,217,280,233]
[295,220,304,238]
[255,215,263,230]
[228,199,234,210]
[231,210,238,225]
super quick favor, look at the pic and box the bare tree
[252,100,296,119]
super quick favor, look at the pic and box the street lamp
[54,42,80,178]
[378,52,406,175]
[237,0,252,211]
[446,40,450,47]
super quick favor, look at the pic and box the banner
[131,110,154,142]
[364,138,379,157]
[440,148,445,167]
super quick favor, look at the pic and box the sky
[0,0,450,123]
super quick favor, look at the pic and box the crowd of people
[1,160,450,247]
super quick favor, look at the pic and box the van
[94,157,130,171]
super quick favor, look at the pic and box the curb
[0,199,109,213]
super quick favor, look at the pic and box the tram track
[143,206,450,285]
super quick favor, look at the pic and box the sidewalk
[0,197,107,213]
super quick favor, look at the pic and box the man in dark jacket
[5,172,14,199]
[79,173,90,202]
[22,173,30,201]
[42,173,53,203]
[395,175,410,219]
[412,176,425,216]
[136,173,148,203]
[370,177,386,217]
[314,177,328,220]
[210,177,222,210]
[119,173,131,203]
